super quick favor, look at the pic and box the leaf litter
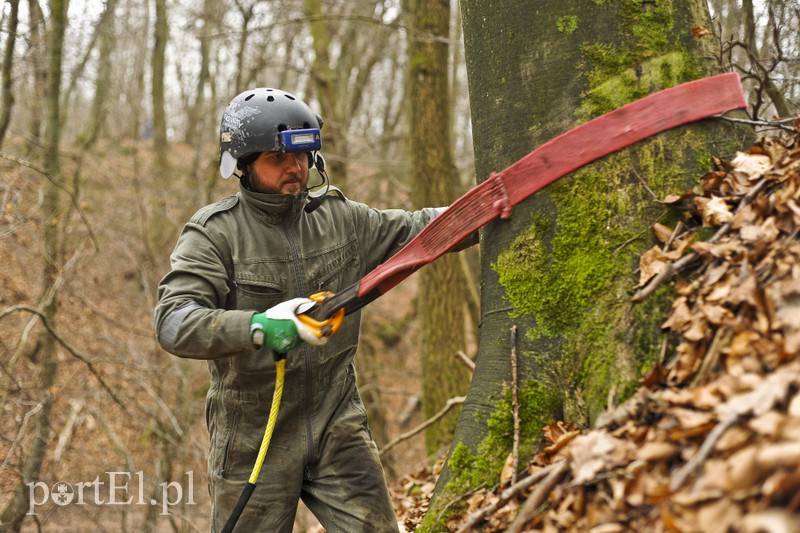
[390,128,800,532]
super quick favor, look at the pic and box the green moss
[484,0,718,425]
[493,133,708,422]
[557,15,579,34]
[579,51,696,118]
[419,380,561,531]
[577,0,703,120]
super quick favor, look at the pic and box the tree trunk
[25,0,47,155]
[407,0,468,455]
[151,0,168,168]
[304,0,348,188]
[425,0,750,525]
[232,0,254,93]
[0,0,67,529]
[79,0,118,149]
[0,0,20,150]
[185,0,213,146]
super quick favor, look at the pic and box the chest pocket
[306,240,360,295]
[230,263,286,312]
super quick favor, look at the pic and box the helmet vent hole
[267,95,274,102]
[244,94,255,101]
[285,94,296,101]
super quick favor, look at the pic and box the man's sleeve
[348,202,454,273]
[153,223,253,359]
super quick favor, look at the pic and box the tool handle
[221,482,255,533]
[296,291,348,331]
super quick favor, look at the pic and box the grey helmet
[218,88,323,179]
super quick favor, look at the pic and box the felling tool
[310,73,748,321]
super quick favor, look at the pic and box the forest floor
[389,127,800,532]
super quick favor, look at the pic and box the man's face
[247,151,309,195]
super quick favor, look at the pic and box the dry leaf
[696,196,734,227]
[731,151,772,177]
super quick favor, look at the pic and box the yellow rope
[248,358,285,485]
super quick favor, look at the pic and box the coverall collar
[238,183,308,224]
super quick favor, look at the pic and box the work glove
[250,298,328,353]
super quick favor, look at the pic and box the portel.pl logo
[26,471,195,516]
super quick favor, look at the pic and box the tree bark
[427,0,750,522]
[407,0,468,455]
[0,0,67,529]
[0,0,20,150]
[79,0,118,149]
[25,0,47,155]
[304,0,349,188]
[151,0,168,168]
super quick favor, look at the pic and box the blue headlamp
[279,128,322,152]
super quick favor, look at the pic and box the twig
[671,413,740,491]
[140,380,185,438]
[0,151,99,251]
[506,460,570,533]
[691,325,734,386]
[714,113,798,132]
[0,401,43,477]
[633,175,770,302]
[455,350,475,373]
[397,393,421,425]
[457,461,568,533]
[510,325,520,485]
[0,305,131,416]
[53,399,84,462]
[379,396,465,456]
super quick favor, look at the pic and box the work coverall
[154,184,442,532]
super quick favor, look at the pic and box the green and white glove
[250,298,328,353]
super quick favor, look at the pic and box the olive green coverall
[154,185,442,532]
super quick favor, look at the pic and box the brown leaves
[391,133,800,532]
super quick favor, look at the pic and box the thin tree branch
[0,305,130,415]
[714,113,798,132]
[671,413,741,491]
[0,151,99,251]
[455,350,475,373]
[456,460,568,533]
[0,401,43,478]
[510,325,521,485]
[506,460,570,533]
[380,396,465,456]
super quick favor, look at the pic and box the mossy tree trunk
[424,0,749,526]
[406,0,469,454]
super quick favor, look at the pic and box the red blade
[317,73,747,317]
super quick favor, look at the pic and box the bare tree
[0,0,68,529]
[151,0,168,168]
[406,0,469,455]
[78,0,119,149]
[0,0,19,149]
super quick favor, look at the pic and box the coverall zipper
[282,223,315,463]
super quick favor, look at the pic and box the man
[153,87,449,532]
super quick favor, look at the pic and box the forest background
[0,0,797,531]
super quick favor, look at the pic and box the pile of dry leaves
[391,127,800,532]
